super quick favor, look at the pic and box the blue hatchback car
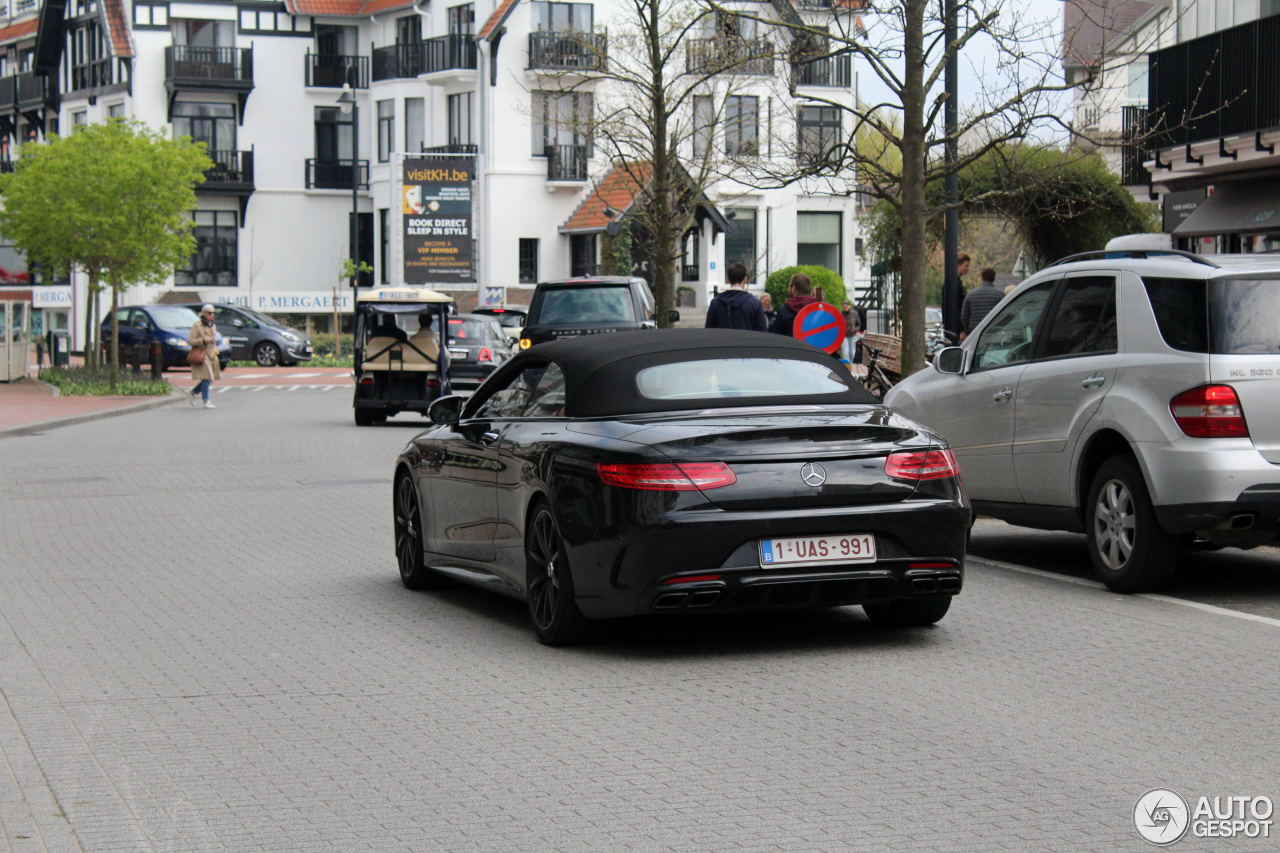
[101,305,231,370]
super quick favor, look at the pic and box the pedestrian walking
[841,300,861,362]
[941,252,970,345]
[188,304,221,409]
[769,273,818,337]
[960,267,1003,341]
[759,292,777,327]
[704,263,767,332]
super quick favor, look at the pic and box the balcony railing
[70,59,114,92]
[422,143,479,153]
[371,42,422,80]
[0,76,15,111]
[528,30,607,71]
[545,144,588,181]
[306,53,369,88]
[797,53,851,87]
[306,158,369,190]
[15,71,55,106]
[0,159,14,174]
[200,149,254,192]
[686,38,774,76]
[1121,105,1151,187]
[681,264,699,281]
[422,34,477,74]
[1148,13,1280,150]
[1076,101,1101,131]
[165,45,254,89]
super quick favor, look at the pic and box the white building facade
[0,0,870,350]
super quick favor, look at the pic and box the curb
[0,391,184,439]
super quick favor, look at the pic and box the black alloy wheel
[1085,455,1177,592]
[254,341,282,367]
[863,594,952,627]
[525,502,588,646]
[394,473,446,590]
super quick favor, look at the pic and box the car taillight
[884,449,960,480]
[358,375,374,386]
[478,347,493,363]
[1170,385,1249,437]
[597,462,737,491]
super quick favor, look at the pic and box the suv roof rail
[1045,249,1220,269]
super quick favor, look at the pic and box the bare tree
[535,0,776,325]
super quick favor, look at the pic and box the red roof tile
[360,0,414,14]
[101,0,133,58]
[562,162,654,233]
[478,0,518,39]
[0,18,38,45]
[287,0,364,15]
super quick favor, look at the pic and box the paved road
[1,391,1278,851]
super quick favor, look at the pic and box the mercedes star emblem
[801,462,827,487]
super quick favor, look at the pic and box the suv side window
[1039,276,1117,359]
[1142,277,1208,353]
[972,281,1054,371]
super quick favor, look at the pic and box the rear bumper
[569,497,970,619]
[1155,484,1280,535]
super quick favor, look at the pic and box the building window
[176,211,237,286]
[315,106,353,161]
[171,18,234,46]
[447,92,473,146]
[173,102,236,154]
[405,97,424,152]
[72,110,87,128]
[377,99,394,162]
[107,102,125,118]
[531,1,593,30]
[570,233,596,277]
[379,208,389,283]
[531,91,591,155]
[693,95,713,156]
[448,3,474,35]
[725,95,758,156]
[1126,58,1148,102]
[723,208,757,281]
[519,238,539,283]
[797,105,841,166]
[796,211,841,275]
[133,1,168,28]
[238,7,311,34]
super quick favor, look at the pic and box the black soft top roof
[485,329,877,417]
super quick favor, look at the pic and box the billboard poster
[402,156,474,284]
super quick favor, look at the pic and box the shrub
[765,265,846,311]
[38,366,171,397]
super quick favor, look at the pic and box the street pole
[943,0,959,317]
[337,84,360,358]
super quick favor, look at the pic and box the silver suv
[887,244,1280,592]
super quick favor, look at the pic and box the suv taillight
[1170,385,1249,438]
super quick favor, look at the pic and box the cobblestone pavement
[1,391,1278,852]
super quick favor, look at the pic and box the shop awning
[1173,180,1280,237]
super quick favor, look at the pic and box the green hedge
[39,367,171,397]
[764,265,846,311]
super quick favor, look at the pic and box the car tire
[394,473,447,590]
[525,501,589,646]
[1085,455,1177,592]
[863,594,952,627]
[254,341,281,367]
[354,408,373,427]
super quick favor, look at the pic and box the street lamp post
[337,85,360,294]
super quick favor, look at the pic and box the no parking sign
[792,302,846,354]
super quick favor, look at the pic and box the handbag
[187,344,206,366]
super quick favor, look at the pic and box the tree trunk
[897,0,927,376]
[109,283,120,387]
[82,279,95,368]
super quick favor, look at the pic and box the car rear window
[447,317,490,344]
[535,286,636,324]
[1142,277,1208,353]
[636,358,852,400]
[1209,278,1280,354]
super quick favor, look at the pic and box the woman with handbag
[188,304,221,409]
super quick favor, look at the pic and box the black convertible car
[393,329,970,645]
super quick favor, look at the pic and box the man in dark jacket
[941,252,970,345]
[705,263,767,332]
[769,272,818,337]
[960,266,1003,341]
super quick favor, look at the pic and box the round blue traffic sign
[793,301,846,354]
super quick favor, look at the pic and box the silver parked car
[886,242,1280,592]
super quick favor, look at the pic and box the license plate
[758,533,876,568]
[448,348,469,360]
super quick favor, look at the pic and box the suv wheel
[1086,456,1177,592]
[254,341,281,367]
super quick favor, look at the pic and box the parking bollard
[149,342,163,380]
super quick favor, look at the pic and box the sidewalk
[0,378,179,437]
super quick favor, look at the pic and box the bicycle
[862,346,897,399]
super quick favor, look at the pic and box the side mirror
[934,346,965,375]
[427,394,464,425]
[668,309,681,323]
